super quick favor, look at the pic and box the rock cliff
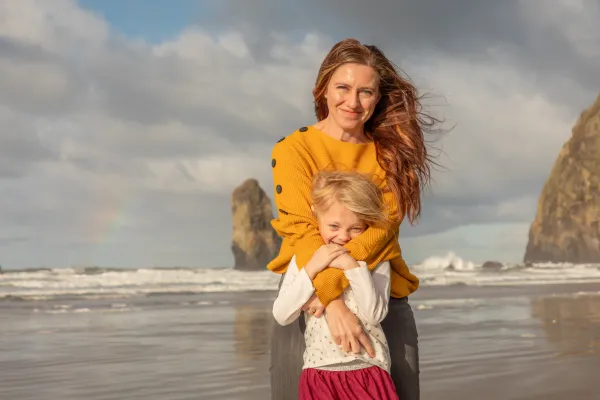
[524,93,600,263]
[231,179,281,270]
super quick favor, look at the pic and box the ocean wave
[2,252,600,300]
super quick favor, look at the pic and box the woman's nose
[345,91,359,108]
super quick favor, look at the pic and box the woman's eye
[361,90,373,96]
[328,225,339,230]
[337,86,348,91]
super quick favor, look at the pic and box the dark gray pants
[269,295,420,399]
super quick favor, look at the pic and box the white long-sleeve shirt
[272,256,392,372]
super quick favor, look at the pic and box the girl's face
[315,201,366,246]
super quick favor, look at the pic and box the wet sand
[1,283,600,399]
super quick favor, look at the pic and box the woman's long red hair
[313,38,438,224]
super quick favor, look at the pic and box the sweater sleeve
[270,141,401,306]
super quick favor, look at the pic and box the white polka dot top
[272,256,392,373]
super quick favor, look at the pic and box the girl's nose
[338,232,350,242]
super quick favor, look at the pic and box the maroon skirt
[298,366,399,400]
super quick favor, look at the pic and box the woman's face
[324,63,380,132]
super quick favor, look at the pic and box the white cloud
[402,222,530,264]
[402,49,574,200]
[519,0,600,58]
[0,0,598,267]
[0,0,108,53]
[144,154,269,195]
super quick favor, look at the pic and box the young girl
[272,171,398,400]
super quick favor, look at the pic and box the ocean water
[2,251,600,399]
[2,285,600,399]
[2,252,600,301]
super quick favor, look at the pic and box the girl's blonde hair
[311,171,388,228]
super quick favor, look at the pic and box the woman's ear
[310,205,315,212]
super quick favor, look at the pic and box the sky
[1,0,599,269]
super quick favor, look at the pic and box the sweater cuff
[345,242,368,261]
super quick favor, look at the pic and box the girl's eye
[336,85,348,91]
[328,225,339,230]
[352,228,364,232]
[361,90,373,96]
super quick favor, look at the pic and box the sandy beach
[1,282,599,399]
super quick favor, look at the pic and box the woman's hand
[325,298,375,357]
[301,294,325,318]
[304,244,347,279]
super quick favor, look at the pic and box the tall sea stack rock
[524,93,600,263]
[231,179,281,270]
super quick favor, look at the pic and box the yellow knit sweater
[267,126,419,306]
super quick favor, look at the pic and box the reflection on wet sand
[532,293,600,357]
[234,304,274,360]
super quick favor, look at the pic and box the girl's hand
[305,244,347,279]
[329,253,360,271]
[301,294,325,318]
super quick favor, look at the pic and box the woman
[268,37,435,400]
